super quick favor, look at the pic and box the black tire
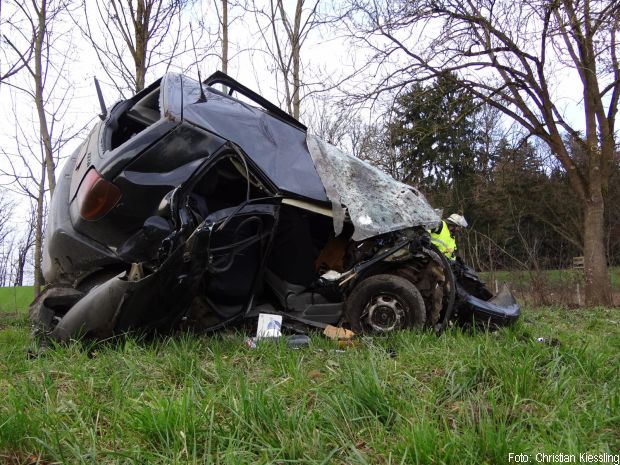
[346,274,426,334]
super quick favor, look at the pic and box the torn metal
[306,135,440,240]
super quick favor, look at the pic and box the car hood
[306,135,440,240]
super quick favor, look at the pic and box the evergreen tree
[388,72,482,209]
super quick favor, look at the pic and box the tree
[79,0,188,95]
[218,0,229,74]
[2,0,76,294]
[0,192,15,287]
[345,0,619,305]
[1,111,53,292]
[0,3,35,83]
[249,0,324,119]
[13,202,37,287]
[192,0,243,80]
[2,0,72,199]
[388,72,482,203]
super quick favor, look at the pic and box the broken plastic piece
[287,334,311,348]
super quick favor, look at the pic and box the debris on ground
[323,325,355,341]
[256,313,282,339]
[536,337,561,346]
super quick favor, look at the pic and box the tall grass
[0,306,618,464]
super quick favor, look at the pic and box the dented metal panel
[306,135,441,241]
[179,77,329,203]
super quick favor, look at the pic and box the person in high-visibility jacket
[430,213,468,261]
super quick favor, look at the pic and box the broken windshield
[306,135,440,241]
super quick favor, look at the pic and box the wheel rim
[362,293,407,332]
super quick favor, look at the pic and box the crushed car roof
[162,73,328,203]
[160,72,441,238]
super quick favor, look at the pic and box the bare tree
[13,202,36,287]
[1,121,49,292]
[0,81,75,292]
[307,97,352,145]
[0,2,35,82]
[345,0,619,305]
[0,192,15,286]
[2,0,73,199]
[0,191,14,248]
[217,0,229,74]
[78,0,188,95]
[189,0,237,80]
[2,0,77,294]
[249,0,325,119]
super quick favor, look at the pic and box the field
[479,267,620,306]
[0,287,34,313]
[480,267,620,289]
[0,289,619,464]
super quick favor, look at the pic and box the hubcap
[362,294,406,332]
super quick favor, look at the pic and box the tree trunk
[582,195,612,305]
[291,0,302,119]
[14,252,26,286]
[221,0,228,74]
[33,162,45,295]
[134,39,146,92]
[34,0,56,199]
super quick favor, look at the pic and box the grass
[0,301,618,464]
[0,286,34,313]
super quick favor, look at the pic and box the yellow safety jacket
[430,221,457,260]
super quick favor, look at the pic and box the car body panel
[181,78,329,202]
[306,135,441,240]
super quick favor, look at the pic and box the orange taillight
[76,168,121,220]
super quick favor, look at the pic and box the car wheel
[346,274,426,334]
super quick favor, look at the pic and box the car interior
[187,154,352,323]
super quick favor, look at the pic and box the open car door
[46,193,279,342]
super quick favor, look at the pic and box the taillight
[76,168,121,220]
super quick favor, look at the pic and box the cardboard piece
[256,313,282,339]
[323,325,355,341]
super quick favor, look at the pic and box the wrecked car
[30,71,519,344]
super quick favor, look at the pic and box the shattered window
[306,135,440,241]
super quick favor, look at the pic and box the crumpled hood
[306,135,440,240]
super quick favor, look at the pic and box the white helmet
[446,213,468,228]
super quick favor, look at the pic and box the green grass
[0,306,618,464]
[0,286,34,313]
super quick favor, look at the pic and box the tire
[346,274,426,334]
